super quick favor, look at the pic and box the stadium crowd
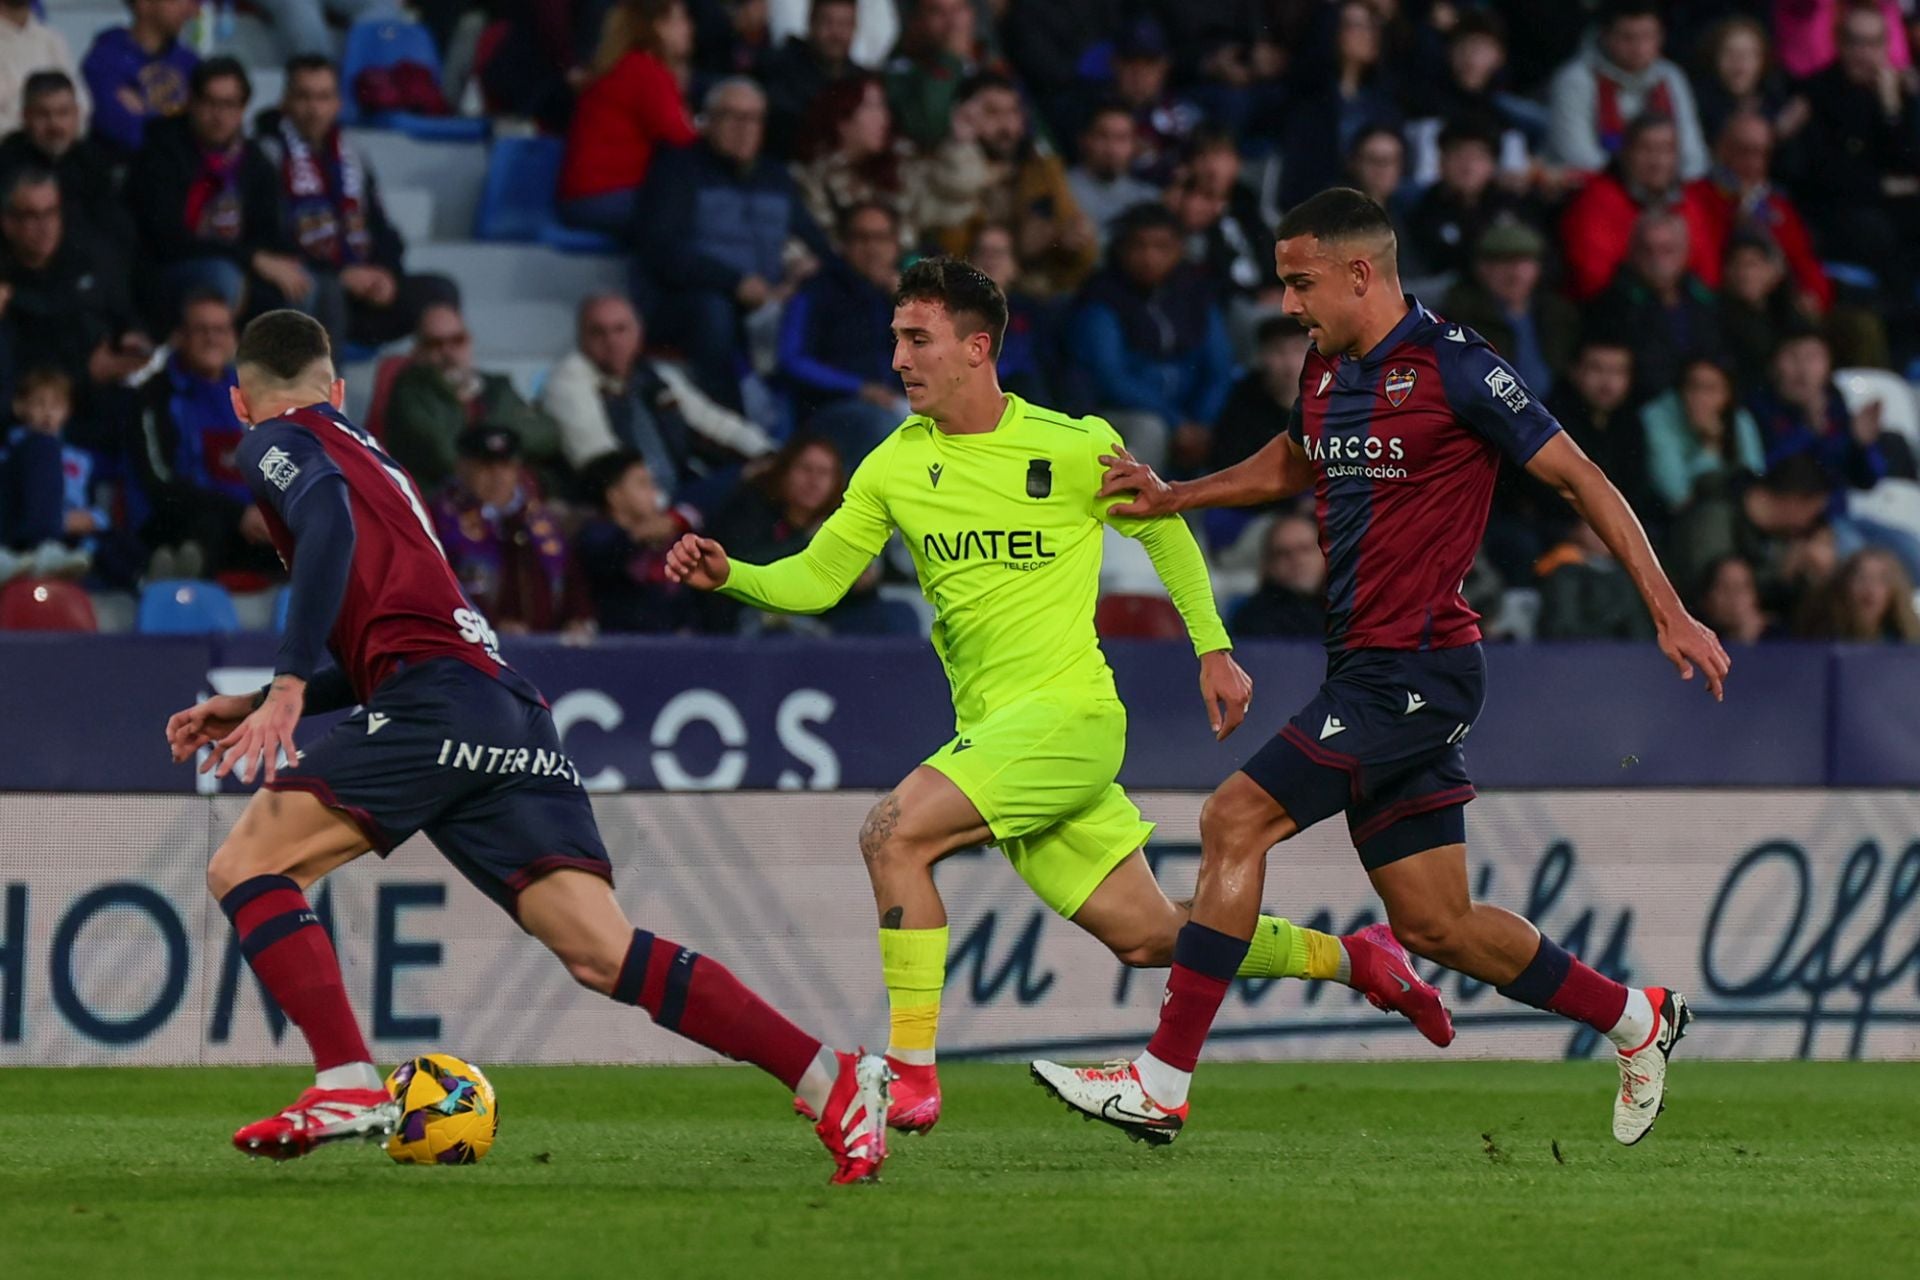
[4,0,1920,646]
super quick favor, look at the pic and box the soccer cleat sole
[1028,1065,1179,1147]
[1618,991,1693,1147]
[234,1106,399,1160]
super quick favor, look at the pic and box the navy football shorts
[268,658,612,914]
[1240,644,1486,870]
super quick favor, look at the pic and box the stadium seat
[137,580,241,635]
[340,15,488,140]
[0,578,97,631]
[474,135,562,242]
[1095,593,1188,640]
[1835,367,1920,449]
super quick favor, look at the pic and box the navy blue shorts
[1241,645,1485,870]
[268,658,612,915]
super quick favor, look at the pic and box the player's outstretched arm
[665,528,872,615]
[1525,433,1731,700]
[1099,434,1314,517]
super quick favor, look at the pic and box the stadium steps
[348,130,490,241]
[382,186,436,247]
[407,241,623,304]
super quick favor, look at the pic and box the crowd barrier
[2,635,1916,791]
[3,791,1915,1066]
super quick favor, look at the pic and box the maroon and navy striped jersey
[1288,299,1562,652]
[235,403,541,704]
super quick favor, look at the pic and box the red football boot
[812,1050,892,1185]
[795,1054,938,1134]
[232,1086,400,1160]
[1343,922,1456,1047]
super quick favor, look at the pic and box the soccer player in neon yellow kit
[666,258,1451,1132]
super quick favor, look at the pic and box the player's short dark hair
[284,53,336,81]
[894,255,1008,359]
[580,448,648,510]
[237,309,333,382]
[1276,186,1396,247]
[23,70,75,104]
[191,56,252,104]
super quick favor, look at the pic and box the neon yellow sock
[879,925,948,1066]
[1238,915,1344,981]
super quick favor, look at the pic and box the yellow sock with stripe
[879,925,949,1066]
[1237,915,1348,982]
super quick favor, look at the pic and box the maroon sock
[1144,923,1250,1072]
[613,930,822,1090]
[220,875,372,1072]
[1496,934,1629,1033]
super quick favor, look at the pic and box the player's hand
[204,676,305,785]
[1656,611,1731,702]
[1097,445,1182,517]
[664,533,731,590]
[166,693,254,763]
[1199,649,1253,741]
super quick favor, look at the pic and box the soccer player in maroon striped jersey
[1034,189,1729,1146]
[164,310,890,1182]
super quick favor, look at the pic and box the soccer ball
[384,1053,499,1165]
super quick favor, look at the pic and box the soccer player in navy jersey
[163,311,891,1183]
[1034,189,1730,1147]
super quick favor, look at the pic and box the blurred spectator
[1535,517,1654,639]
[1068,202,1232,473]
[708,430,904,632]
[883,0,978,152]
[1590,210,1725,403]
[926,71,1096,298]
[1342,124,1413,228]
[1692,554,1776,644]
[1211,315,1307,473]
[1546,0,1707,180]
[0,368,105,580]
[0,0,85,137]
[558,0,698,238]
[1668,454,1837,610]
[966,221,1050,403]
[128,292,276,579]
[634,77,831,409]
[573,448,697,633]
[1230,511,1326,640]
[1792,1,1920,304]
[1688,112,1831,311]
[793,73,977,250]
[1801,546,1920,641]
[1108,17,1201,186]
[777,199,903,460]
[697,0,775,81]
[251,0,389,61]
[1407,10,1546,164]
[1174,129,1279,324]
[1439,221,1576,400]
[542,292,775,498]
[766,0,897,70]
[1718,231,1801,393]
[1775,0,1911,82]
[1690,14,1806,144]
[1641,357,1766,514]
[1280,1,1404,208]
[130,58,311,329]
[1747,326,1917,491]
[477,0,605,131]
[1066,101,1158,250]
[1000,0,1123,141]
[1138,0,1285,142]
[257,56,452,350]
[434,424,594,637]
[1558,113,1715,302]
[386,301,563,494]
[80,0,197,159]
[760,0,860,158]
[0,168,150,404]
[0,71,133,273]
[1405,115,1537,280]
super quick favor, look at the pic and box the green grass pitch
[2,1062,1916,1278]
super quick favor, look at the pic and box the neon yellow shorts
[923,692,1154,917]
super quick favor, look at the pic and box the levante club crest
[1384,366,1418,407]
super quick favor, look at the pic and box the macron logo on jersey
[1483,367,1530,414]
[259,445,300,491]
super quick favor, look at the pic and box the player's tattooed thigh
[859,793,903,865]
